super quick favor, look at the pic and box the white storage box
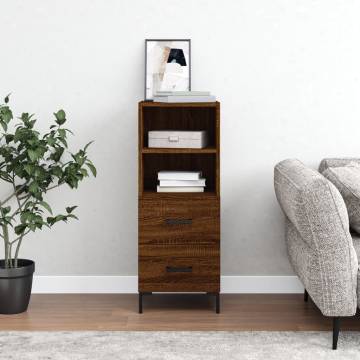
[148,130,208,149]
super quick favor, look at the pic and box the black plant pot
[0,259,35,314]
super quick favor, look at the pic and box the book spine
[155,91,211,96]
[157,186,204,193]
[158,174,201,181]
[154,96,216,103]
[159,179,206,187]
[158,172,201,181]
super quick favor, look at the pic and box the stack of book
[153,91,216,103]
[157,171,206,192]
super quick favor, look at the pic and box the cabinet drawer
[139,255,220,292]
[139,198,220,246]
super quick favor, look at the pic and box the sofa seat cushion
[322,163,360,234]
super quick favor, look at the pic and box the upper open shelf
[140,103,219,149]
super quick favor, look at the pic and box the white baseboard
[32,275,304,294]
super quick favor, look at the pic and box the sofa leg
[304,289,308,302]
[333,317,341,350]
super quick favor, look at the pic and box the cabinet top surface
[139,101,220,108]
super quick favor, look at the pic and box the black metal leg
[139,293,143,314]
[216,293,220,314]
[304,289,308,302]
[333,317,340,350]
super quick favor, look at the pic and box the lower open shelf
[142,153,218,193]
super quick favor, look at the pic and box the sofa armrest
[286,219,358,316]
[275,159,358,316]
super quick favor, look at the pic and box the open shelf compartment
[142,106,218,149]
[141,153,218,194]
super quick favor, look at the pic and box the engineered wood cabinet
[138,101,220,313]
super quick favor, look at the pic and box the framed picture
[145,39,191,100]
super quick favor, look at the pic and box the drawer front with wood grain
[139,198,220,292]
[139,198,220,247]
[139,254,220,292]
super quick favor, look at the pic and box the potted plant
[0,95,96,314]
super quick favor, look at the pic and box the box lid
[148,130,206,140]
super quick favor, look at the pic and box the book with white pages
[157,186,204,193]
[153,95,216,103]
[159,179,206,187]
[155,91,211,96]
[158,171,201,181]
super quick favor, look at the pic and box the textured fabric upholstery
[274,159,358,316]
[322,163,360,234]
[352,233,360,261]
[319,158,360,173]
[351,233,360,308]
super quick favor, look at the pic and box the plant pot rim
[0,259,35,279]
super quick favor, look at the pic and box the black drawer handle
[164,218,192,225]
[166,266,193,273]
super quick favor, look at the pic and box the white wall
[1,0,360,276]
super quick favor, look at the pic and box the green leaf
[5,134,14,143]
[4,94,10,104]
[35,146,46,158]
[56,214,67,222]
[21,113,30,121]
[0,121,7,132]
[29,181,39,193]
[66,213,79,220]
[66,206,77,214]
[58,137,68,148]
[27,149,38,162]
[58,128,66,138]
[20,211,32,223]
[46,216,55,226]
[64,128,74,135]
[83,141,94,152]
[51,166,62,178]
[86,162,97,177]
[14,224,27,235]
[50,147,64,162]
[1,206,11,215]
[39,201,52,214]
[54,110,66,125]
[1,107,13,123]
[24,164,34,175]
[47,137,56,146]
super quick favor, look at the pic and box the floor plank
[0,294,360,331]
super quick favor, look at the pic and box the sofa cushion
[322,163,360,234]
[319,158,360,173]
[274,159,351,250]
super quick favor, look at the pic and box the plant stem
[8,243,13,268]
[14,237,23,268]
[1,183,27,206]
[2,224,10,268]
[10,229,31,245]
[47,183,62,191]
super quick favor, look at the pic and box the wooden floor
[1,294,360,331]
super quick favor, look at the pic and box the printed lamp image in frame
[145,39,191,100]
